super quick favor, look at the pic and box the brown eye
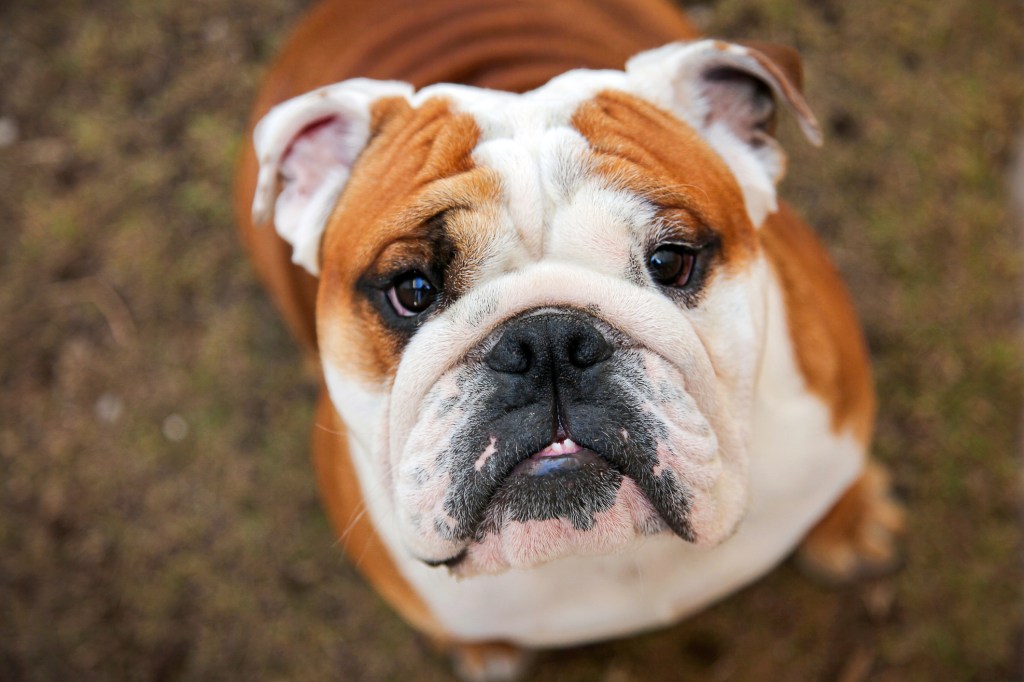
[387,271,438,317]
[648,245,696,287]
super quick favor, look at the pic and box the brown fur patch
[571,90,760,271]
[311,387,444,638]
[760,203,876,441]
[317,96,501,384]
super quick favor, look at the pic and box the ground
[0,0,1021,679]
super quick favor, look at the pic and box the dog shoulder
[760,201,875,443]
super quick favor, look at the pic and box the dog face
[252,41,820,576]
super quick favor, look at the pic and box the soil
[1,0,1021,679]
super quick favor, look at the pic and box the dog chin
[450,477,665,577]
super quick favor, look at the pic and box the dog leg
[449,641,532,682]
[797,459,905,582]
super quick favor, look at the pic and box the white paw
[451,642,531,682]
[798,461,906,583]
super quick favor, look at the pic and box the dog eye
[648,245,697,287]
[387,271,438,317]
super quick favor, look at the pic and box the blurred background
[1,0,1021,679]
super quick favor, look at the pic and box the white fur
[323,261,863,646]
[703,121,778,226]
[253,40,824,276]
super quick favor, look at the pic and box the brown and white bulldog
[235,0,904,677]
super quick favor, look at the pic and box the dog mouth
[423,438,622,571]
[432,429,679,575]
[474,436,628,538]
[417,406,703,575]
[428,400,704,565]
[508,438,606,477]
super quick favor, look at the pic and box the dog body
[236,0,900,664]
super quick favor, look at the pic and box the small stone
[862,582,895,621]
[24,137,68,165]
[95,393,124,424]
[685,5,715,31]
[162,414,189,442]
[0,117,17,148]
[602,666,633,682]
[204,18,230,44]
[1012,135,1024,220]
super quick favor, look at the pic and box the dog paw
[797,460,905,583]
[450,641,532,682]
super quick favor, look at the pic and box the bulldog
[234,0,904,677]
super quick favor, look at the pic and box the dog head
[252,40,821,576]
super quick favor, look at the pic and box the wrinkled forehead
[413,68,631,138]
[335,71,752,258]
[414,69,746,212]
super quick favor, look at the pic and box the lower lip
[511,448,606,477]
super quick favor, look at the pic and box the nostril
[484,313,611,375]
[568,327,613,368]
[485,335,532,374]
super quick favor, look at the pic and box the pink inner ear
[279,116,352,202]
[701,70,776,145]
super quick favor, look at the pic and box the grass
[0,0,1020,679]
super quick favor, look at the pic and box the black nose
[485,312,613,375]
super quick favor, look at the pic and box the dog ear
[626,40,822,227]
[251,79,414,275]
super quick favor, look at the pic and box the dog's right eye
[387,271,439,317]
[648,245,697,288]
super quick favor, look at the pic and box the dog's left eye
[648,245,697,288]
[387,271,439,317]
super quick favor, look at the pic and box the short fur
[235,0,902,675]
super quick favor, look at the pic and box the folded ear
[252,79,414,275]
[626,40,822,227]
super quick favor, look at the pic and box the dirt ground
[1,0,1021,680]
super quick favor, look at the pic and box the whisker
[313,421,345,437]
[336,504,370,546]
